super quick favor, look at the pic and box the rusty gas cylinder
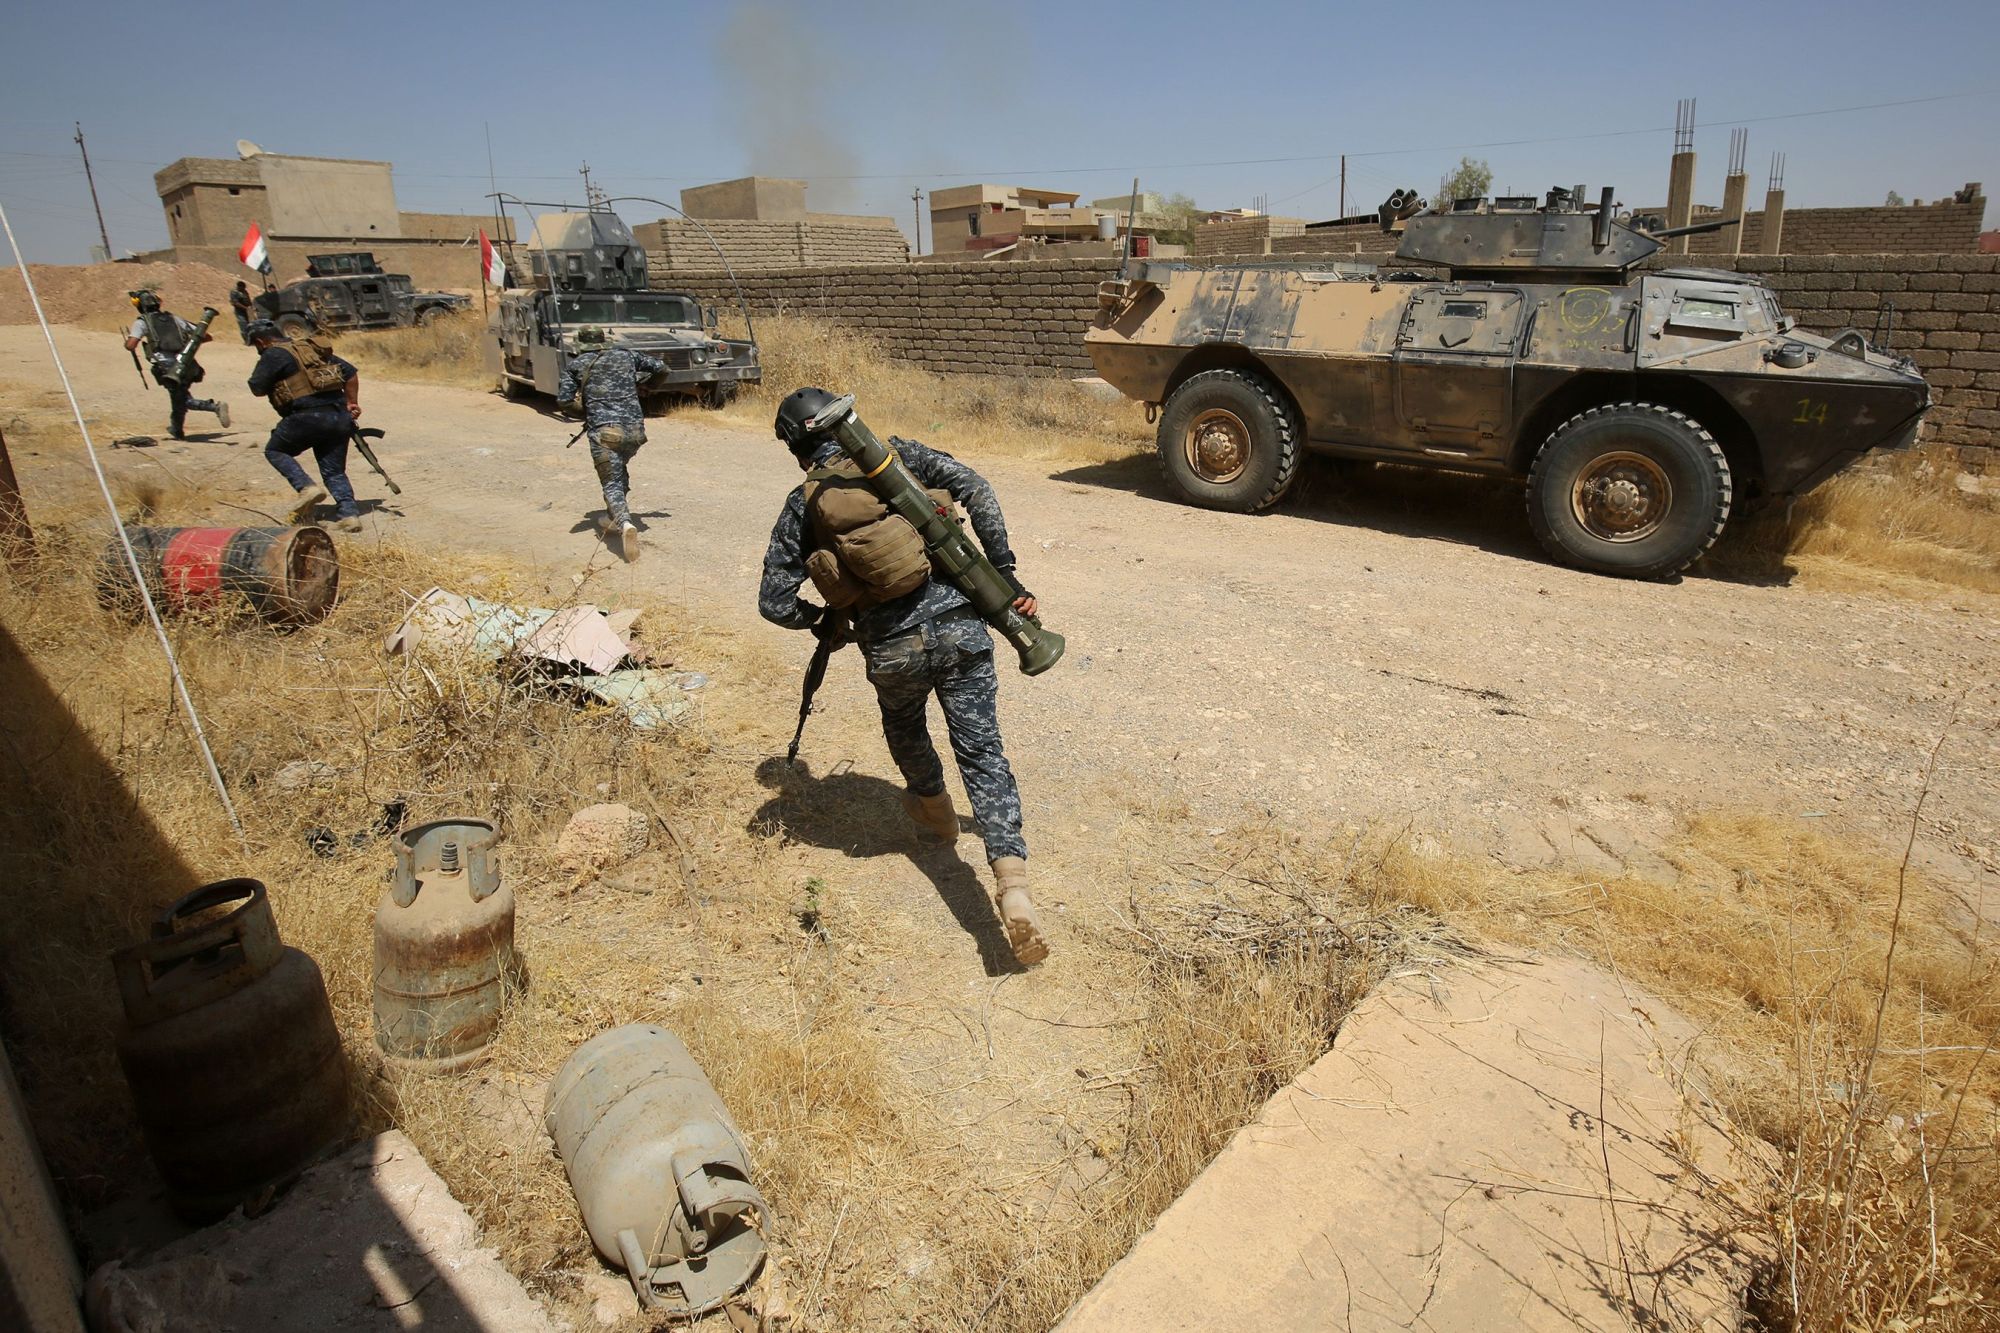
[112,878,349,1221]
[372,817,514,1073]
[546,1024,769,1316]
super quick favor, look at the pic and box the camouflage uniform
[558,345,665,525]
[760,436,1028,862]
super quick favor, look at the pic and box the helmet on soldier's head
[774,386,841,453]
[574,325,607,347]
[132,290,161,313]
[243,319,282,343]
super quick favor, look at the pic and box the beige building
[927,183,1184,257]
[145,149,505,290]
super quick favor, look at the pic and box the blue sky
[3,0,1996,264]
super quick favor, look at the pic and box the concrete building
[681,176,809,221]
[928,183,1182,257]
[143,149,506,290]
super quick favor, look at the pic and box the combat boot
[619,520,641,562]
[213,401,231,428]
[902,788,958,842]
[990,856,1049,966]
[288,485,328,524]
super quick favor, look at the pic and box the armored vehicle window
[556,297,620,323]
[1664,291,1747,337]
[1680,297,1736,320]
[1440,301,1487,320]
[619,297,696,326]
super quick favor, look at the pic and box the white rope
[0,200,247,841]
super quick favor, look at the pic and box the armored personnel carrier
[1085,187,1930,578]
[485,210,760,409]
[257,252,470,336]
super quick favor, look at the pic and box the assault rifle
[127,344,150,391]
[348,425,402,495]
[786,614,849,764]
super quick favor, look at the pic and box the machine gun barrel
[1644,216,1740,241]
[804,394,1065,677]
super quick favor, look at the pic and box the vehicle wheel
[416,305,449,327]
[699,384,732,411]
[1525,402,1732,579]
[275,314,314,338]
[1155,369,1300,512]
[496,374,524,399]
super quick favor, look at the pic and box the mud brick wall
[656,257,1120,375]
[636,219,909,272]
[1191,216,1307,258]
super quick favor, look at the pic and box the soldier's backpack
[802,459,958,608]
[269,336,348,410]
[141,310,186,357]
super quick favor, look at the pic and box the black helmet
[774,386,839,452]
[131,290,161,313]
[243,319,282,343]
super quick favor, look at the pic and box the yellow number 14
[1793,398,1830,426]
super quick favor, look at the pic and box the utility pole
[910,187,924,256]
[1338,154,1346,219]
[74,122,112,261]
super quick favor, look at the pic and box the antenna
[579,161,607,210]
[236,139,266,159]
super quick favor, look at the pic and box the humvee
[256,252,471,336]
[1085,187,1930,578]
[484,210,760,409]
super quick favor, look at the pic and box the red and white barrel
[97,526,340,626]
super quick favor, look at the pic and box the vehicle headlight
[691,349,707,364]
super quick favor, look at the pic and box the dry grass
[330,310,494,391]
[0,498,1403,1329]
[1714,447,2000,594]
[707,313,1151,465]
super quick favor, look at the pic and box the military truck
[485,210,759,409]
[256,252,471,336]
[1085,187,1930,578]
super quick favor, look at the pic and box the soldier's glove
[999,565,1034,605]
[810,613,851,650]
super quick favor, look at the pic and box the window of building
[228,187,240,196]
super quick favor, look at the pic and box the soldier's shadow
[749,757,1022,977]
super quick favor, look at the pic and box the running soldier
[243,319,365,531]
[122,291,229,439]
[759,387,1049,967]
[557,326,665,562]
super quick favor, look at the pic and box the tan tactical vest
[801,459,958,608]
[269,336,347,410]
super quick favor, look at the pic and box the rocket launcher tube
[162,306,220,388]
[805,394,1065,677]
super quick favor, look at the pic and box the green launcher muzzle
[805,394,1065,677]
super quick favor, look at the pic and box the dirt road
[6,324,1996,896]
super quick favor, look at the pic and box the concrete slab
[82,1131,558,1332]
[1059,957,1769,1332]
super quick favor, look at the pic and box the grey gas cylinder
[545,1024,769,1315]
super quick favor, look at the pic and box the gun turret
[1391,186,1712,281]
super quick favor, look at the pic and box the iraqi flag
[238,222,270,275]
[479,229,508,287]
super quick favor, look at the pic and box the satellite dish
[236,139,265,159]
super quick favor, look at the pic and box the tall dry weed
[1715,447,2000,594]
[332,310,493,390]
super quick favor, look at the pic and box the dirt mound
[2,260,241,328]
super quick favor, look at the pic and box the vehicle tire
[1525,402,1731,579]
[699,384,732,411]
[416,305,449,327]
[1155,369,1300,512]
[275,313,314,339]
